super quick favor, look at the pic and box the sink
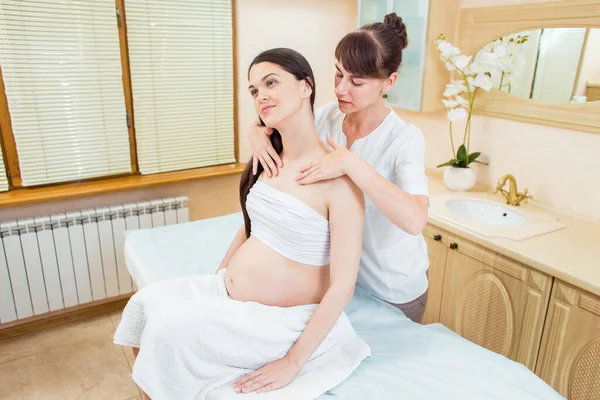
[429,193,565,240]
[446,199,529,227]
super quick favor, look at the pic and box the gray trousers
[387,270,429,324]
[388,289,429,324]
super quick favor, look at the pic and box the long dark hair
[240,48,316,238]
[335,12,408,79]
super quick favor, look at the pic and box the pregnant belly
[224,237,330,307]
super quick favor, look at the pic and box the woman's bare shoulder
[326,176,364,209]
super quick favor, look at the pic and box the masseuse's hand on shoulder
[248,121,282,177]
[296,133,356,185]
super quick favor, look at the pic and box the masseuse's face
[334,62,391,113]
[248,62,311,128]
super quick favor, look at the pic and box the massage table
[123,212,564,399]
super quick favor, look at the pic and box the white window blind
[0,0,131,187]
[126,0,235,174]
[0,147,8,191]
[531,28,587,103]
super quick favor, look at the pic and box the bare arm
[215,225,246,273]
[346,153,428,235]
[297,133,428,235]
[286,177,365,367]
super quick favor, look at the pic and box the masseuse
[248,13,430,323]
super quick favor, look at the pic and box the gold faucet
[493,174,533,206]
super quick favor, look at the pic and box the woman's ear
[301,77,314,99]
[382,72,398,93]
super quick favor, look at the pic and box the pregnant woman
[114,48,370,400]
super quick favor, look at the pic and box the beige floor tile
[109,308,137,370]
[0,331,139,400]
[121,345,137,371]
[109,309,124,330]
[0,315,115,365]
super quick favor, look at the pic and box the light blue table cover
[124,212,564,400]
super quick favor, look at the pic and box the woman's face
[334,61,395,113]
[248,62,311,128]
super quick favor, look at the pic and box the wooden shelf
[0,162,246,208]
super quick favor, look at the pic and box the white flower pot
[443,166,476,191]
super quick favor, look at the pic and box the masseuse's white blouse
[315,101,429,304]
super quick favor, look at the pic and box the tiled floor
[0,308,141,400]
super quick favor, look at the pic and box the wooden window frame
[0,0,240,205]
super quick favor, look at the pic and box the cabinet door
[439,235,552,371]
[422,230,448,324]
[536,280,600,399]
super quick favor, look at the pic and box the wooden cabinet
[424,223,552,371]
[536,280,600,399]
[422,225,449,324]
[424,221,600,395]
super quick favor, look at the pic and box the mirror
[474,28,600,104]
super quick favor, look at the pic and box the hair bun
[383,12,408,50]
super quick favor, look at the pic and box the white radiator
[0,196,189,324]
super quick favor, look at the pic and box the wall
[1,0,358,222]
[235,0,358,161]
[395,0,600,221]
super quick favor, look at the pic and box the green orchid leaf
[467,152,481,162]
[436,159,459,168]
[457,145,467,162]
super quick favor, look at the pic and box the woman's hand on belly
[232,356,301,394]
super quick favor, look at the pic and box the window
[0,0,235,192]
[0,0,131,187]
[126,0,235,174]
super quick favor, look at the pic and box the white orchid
[453,55,471,70]
[476,51,499,69]
[444,61,456,72]
[473,33,529,94]
[442,98,459,109]
[494,43,508,58]
[443,80,467,97]
[435,32,528,169]
[465,60,484,75]
[436,39,460,57]
[469,73,493,91]
[447,107,468,122]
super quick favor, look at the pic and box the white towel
[114,270,371,400]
